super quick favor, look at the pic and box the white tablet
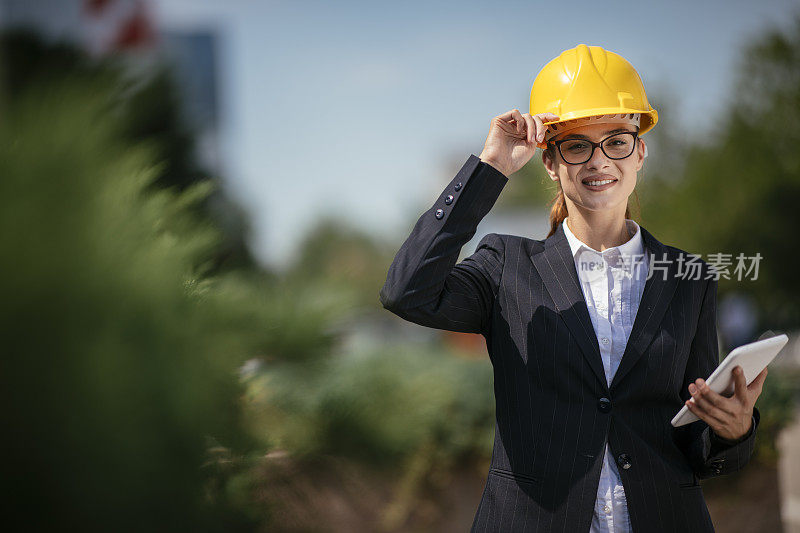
[671,333,789,427]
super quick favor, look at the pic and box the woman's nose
[586,143,611,168]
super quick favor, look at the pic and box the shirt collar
[562,216,645,260]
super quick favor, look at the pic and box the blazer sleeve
[672,273,761,480]
[378,154,509,335]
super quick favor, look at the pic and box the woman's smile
[581,174,618,191]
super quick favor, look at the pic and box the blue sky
[154,0,799,270]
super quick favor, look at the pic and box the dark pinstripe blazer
[379,154,760,533]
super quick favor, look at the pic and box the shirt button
[601,337,610,345]
[603,505,611,514]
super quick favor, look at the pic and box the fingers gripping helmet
[530,44,658,153]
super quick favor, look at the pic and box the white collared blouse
[562,216,650,533]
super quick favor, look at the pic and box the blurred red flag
[83,0,155,54]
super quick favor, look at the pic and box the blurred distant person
[719,291,758,350]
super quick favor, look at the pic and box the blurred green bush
[0,71,263,530]
[243,344,494,466]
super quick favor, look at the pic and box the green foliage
[286,215,392,309]
[640,15,800,330]
[244,345,494,467]
[0,75,262,530]
[751,370,799,463]
[497,151,558,208]
[199,271,347,364]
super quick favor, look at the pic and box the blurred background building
[1,0,222,174]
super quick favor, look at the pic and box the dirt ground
[256,452,782,532]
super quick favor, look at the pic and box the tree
[640,13,800,332]
[0,28,259,274]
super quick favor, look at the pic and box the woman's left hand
[685,365,768,441]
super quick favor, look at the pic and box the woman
[379,44,767,533]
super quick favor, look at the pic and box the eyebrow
[560,128,634,140]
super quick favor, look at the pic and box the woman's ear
[635,139,647,171]
[542,150,559,181]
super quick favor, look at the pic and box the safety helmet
[530,44,658,150]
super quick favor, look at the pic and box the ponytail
[546,188,569,238]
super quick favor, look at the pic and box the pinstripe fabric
[379,154,761,533]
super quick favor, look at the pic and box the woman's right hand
[478,109,560,176]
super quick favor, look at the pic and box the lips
[582,174,618,184]
[581,175,618,191]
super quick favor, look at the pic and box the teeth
[585,179,615,186]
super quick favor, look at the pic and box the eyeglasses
[549,131,639,165]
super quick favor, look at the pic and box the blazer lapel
[609,226,680,392]
[532,222,608,392]
[531,222,681,394]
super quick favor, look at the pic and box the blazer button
[435,209,444,219]
[617,453,632,470]
[444,194,454,205]
[454,181,463,191]
[597,397,612,413]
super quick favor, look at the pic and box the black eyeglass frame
[548,131,640,165]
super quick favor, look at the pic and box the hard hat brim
[537,107,658,150]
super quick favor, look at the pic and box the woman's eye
[566,142,589,151]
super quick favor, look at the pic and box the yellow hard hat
[530,44,658,150]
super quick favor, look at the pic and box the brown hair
[543,144,640,238]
